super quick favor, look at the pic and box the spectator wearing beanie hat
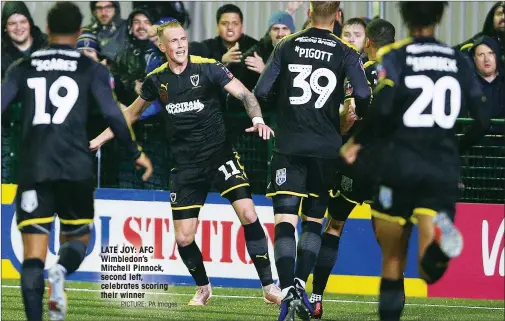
[77,29,103,63]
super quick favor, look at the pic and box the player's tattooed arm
[225,78,263,119]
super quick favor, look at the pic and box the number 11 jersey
[254,27,371,159]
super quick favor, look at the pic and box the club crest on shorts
[21,190,38,213]
[190,74,199,87]
[379,185,392,210]
[170,192,177,203]
[276,168,286,186]
[341,175,353,192]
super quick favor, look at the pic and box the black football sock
[57,240,87,274]
[274,222,296,290]
[312,232,340,295]
[294,220,322,284]
[379,278,404,321]
[243,218,274,286]
[21,258,45,321]
[178,241,209,286]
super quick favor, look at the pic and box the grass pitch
[1,279,503,320]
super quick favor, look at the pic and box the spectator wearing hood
[1,1,47,184]
[456,1,505,64]
[1,1,47,79]
[110,8,154,106]
[86,1,128,62]
[470,36,504,133]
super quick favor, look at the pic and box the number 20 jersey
[254,28,371,159]
[354,37,489,162]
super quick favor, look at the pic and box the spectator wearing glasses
[87,1,128,62]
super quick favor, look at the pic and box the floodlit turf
[1,279,503,320]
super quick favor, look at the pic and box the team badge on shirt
[190,74,200,87]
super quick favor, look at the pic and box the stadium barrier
[91,117,504,204]
[2,184,503,300]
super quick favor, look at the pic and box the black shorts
[266,152,339,218]
[16,179,95,235]
[328,145,378,221]
[170,149,251,220]
[371,149,459,225]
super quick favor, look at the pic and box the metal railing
[1,116,503,204]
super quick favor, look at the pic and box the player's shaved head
[310,1,340,25]
[399,2,448,30]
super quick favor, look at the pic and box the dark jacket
[455,2,505,63]
[86,1,128,62]
[110,8,155,105]
[227,34,274,113]
[189,34,258,71]
[1,1,47,79]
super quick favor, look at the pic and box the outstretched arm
[224,78,263,120]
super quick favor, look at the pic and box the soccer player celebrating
[90,20,282,306]
[341,2,489,320]
[1,3,152,321]
[254,1,371,320]
[309,18,397,319]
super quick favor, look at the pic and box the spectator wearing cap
[110,9,168,190]
[86,1,128,62]
[1,1,48,79]
[110,8,154,106]
[471,36,504,132]
[77,29,105,64]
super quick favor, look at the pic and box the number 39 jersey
[354,37,489,163]
[1,44,141,186]
[254,28,371,159]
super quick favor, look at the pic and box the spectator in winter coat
[86,1,128,62]
[1,1,48,79]
[471,36,504,133]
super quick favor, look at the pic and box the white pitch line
[2,285,503,311]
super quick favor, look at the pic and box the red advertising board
[428,203,504,300]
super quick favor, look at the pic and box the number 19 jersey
[1,44,141,186]
[254,28,371,159]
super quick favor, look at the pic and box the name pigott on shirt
[406,56,458,73]
[295,46,333,62]
[31,58,78,72]
[166,100,205,114]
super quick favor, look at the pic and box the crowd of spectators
[2,1,504,198]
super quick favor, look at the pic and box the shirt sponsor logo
[165,100,205,114]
